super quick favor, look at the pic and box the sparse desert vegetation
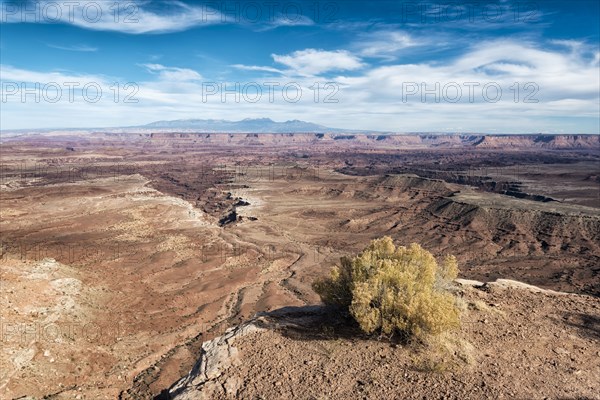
[1,133,598,399]
[313,237,460,339]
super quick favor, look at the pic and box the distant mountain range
[139,118,370,133]
[2,118,595,136]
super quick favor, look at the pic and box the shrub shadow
[253,304,408,345]
[559,312,600,342]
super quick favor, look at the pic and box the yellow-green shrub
[313,237,460,338]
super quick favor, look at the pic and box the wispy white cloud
[354,30,421,60]
[140,63,202,81]
[0,0,319,34]
[0,64,111,84]
[231,64,284,74]
[550,39,584,50]
[550,39,600,67]
[46,43,98,52]
[327,39,599,131]
[255,14,315,31]
[1,40,598,133]
[272,49,364,76]
[593,52,600,67]
[271,14,314,27]
[1,0,223,34]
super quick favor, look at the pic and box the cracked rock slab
[169,323,265,399]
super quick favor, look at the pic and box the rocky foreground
[165,280,599,400]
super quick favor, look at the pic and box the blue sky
[0,0,599,132]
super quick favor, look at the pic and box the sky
[0,0,599,133]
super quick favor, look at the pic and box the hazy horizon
[2,117,599,135]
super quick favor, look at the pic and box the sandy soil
[172,281,600,400]
[0,134,598,398]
